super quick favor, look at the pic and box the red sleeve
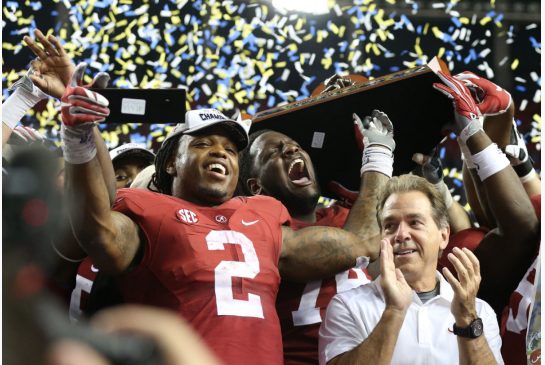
[438,228,487,271]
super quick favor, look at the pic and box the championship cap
[163,108,251,150]
[109,143,155,164]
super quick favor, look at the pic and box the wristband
[519,168,537,184]
[61,124,97,164]
[2,83,47,129]
[458,119,483,145]
[360,146,394,178]
[470,143,510,181]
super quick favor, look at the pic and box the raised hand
[61,63,110,127]
[503,121,531,166]
[353,109,395,152]
[322,74,355,93]
[454,71,512,116]
[380,239,412,313]
[442,247,480,326]
[412,148,443,185]
[23,29,75,99]
[11,125,45,144]
[433,71,482,142]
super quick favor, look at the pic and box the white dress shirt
[319,271,504,365]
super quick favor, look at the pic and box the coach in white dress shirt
[319,175,503,365]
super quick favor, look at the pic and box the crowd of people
[2,28,540,365]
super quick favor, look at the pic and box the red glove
[454,71,512,116]
[60,63,110,126]
[433,71,482,142]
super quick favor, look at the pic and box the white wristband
[458,117,483,145]
[520,168,537,184]
[1,87,47,129]
[61,124,97,164]
[470,143,510,181]
[360,146,394,178]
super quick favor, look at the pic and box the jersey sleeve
[112,188,148,217]
[318,294,368,365]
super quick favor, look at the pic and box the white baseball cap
[109,143,155,164]
[164,108,251,150]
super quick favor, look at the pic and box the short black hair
[236,129,273,196]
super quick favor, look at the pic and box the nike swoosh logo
[91,265,99,273]
[241,219,259,226]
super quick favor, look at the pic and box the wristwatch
[453,318,484,338]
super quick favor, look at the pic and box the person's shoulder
[245,195,283,204]
[333,280,379,304]
[237,195,286,209]
[114,188,176,208]
[117,187,162,198]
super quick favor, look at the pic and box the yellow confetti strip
[511,59,519,70]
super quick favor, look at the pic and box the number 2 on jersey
[206,230,264,318]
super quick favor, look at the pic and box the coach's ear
[246,178,262,196]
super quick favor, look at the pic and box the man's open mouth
[288,158,311,186]
[206,162,227,176]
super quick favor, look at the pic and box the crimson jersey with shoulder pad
[69,256,98,322]
[69,257,123,322]
[112,188,290,365]
[276,204,371,365]
[500,194,541,365]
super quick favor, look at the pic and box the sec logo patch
[176,208,199,224]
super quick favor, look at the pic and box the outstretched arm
[434,71,540,314]
[343,110,394,263]
[61,64,141,274]
[412,150,471,234]
[279,224,371,282]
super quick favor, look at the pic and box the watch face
[471,319,484,337]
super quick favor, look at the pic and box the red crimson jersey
[69,256,123,322]
[437,227,488,273]
[112,188,290,365]
[500,257,538,365]
[500,194,541,365]
[440,195,541,365]
[69,256,98,322]
[276,204,371,365]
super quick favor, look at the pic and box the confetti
[1,0,540,206]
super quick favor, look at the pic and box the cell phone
[88,88,187,124]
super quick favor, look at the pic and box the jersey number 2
[206,230,264,318]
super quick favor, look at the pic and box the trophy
[251,57,453,193]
